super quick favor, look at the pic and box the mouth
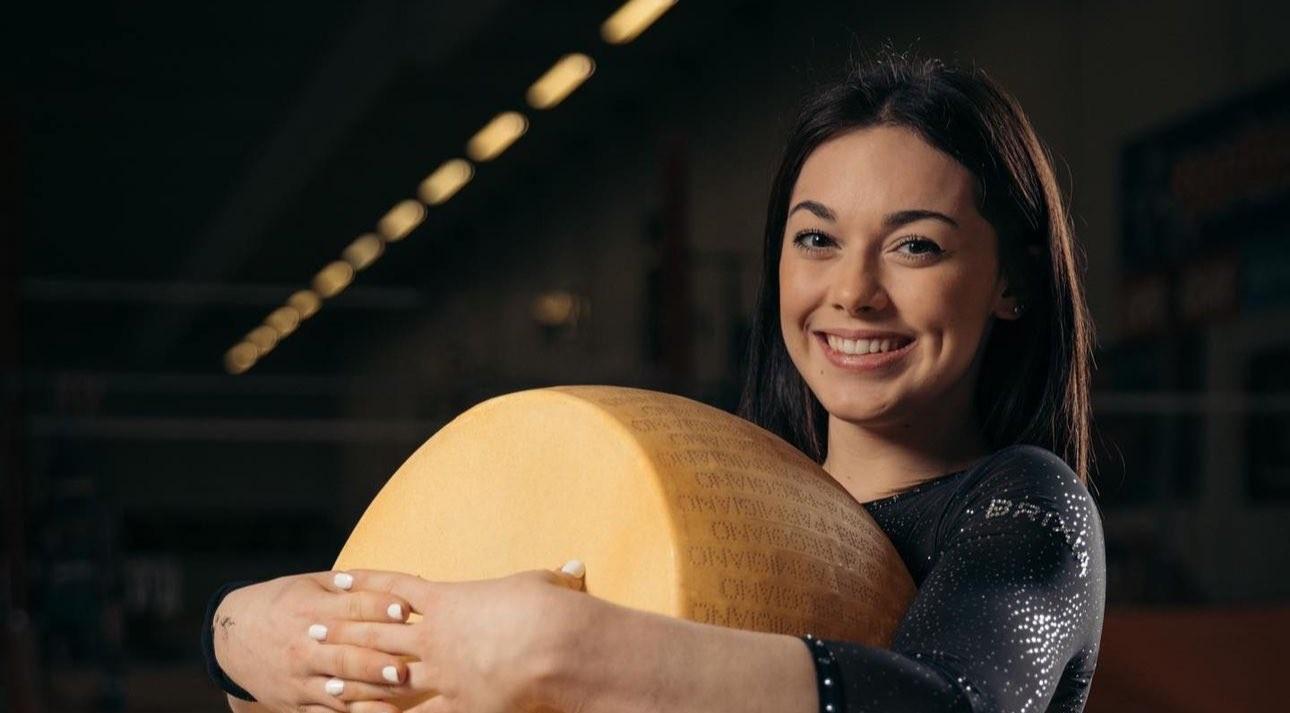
[813,331,916,371]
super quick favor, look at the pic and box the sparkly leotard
[811,444,1106,712]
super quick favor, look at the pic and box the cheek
[777,259,812,324]
[896,265,993,329]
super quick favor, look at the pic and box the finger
[320,621,422,657]
[299,705,339,713]
[342,570,437,612]
[403,660,444,697]
[555,559,587,591]
[309,642,413,683]
[318,569,356,592]
[308,675,409,703]
[349,702,402,713]
[325,590,412,624]
[403,692,451,713]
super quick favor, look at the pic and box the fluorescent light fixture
[288,290,322,319]
[601,0,676,44]
[527,54,596,109]
[224,341,259,374]
[377,200,425,241]
[265,306,301,337]
[419,159,474,205]
[312,260,355,299]
[245,325,279,355]
[343,233,385,270]
[467,111,528,162]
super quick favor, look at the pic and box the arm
[817,449,1107,711]
[548,447,1105,713]
[550,595,819,713]
[316,567,820,713]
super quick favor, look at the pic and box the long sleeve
[817,446,1107,712]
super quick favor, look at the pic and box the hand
[212,571,416,713]
[322,560,590,713]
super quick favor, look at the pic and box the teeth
[825,334,907,355]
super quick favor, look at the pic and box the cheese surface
[335,385,915,646]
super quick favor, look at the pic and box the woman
[205,50,1106,713]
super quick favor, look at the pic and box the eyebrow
[788,200,959,229]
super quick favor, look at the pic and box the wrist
[210,587,243,674]
[540,594,818,713]
[525,590,606,713]
[536,595,675,713]
[203,580,258,702]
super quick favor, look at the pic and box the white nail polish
[561,559,586,578]
[325,678,345,696]
[382,665,400,683]
[308,624,328,641]
[387,603,403,620]
[333,572,354,590]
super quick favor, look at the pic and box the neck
[821,385,989,505]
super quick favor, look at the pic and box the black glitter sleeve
[818,446,1107,712]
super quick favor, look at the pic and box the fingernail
[334,572,354,590]
[561,559,586,578]
[325,678,345,696]
[387,603,403,620]
[382,665,400,683]
[308,624,328,641]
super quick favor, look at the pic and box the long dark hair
[736,49,1097,484]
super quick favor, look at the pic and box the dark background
[4,1,1289,711]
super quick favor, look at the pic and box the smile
[814,332,916,371]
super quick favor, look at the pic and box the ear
[992,278,1022,321]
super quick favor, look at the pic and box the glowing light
[245,325,279,355]
[601,0,676,44]
[532,291,583,326]
[377,200,425,241]
[467,111,528,162]
[312,260,355,299]
[527,54,596,110]
[343,233,385,270]
[288,290,322,319]
[418,159,474,205]
[265,306,301,337]
[224,341,259,374]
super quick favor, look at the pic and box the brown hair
[737,49,1097,483]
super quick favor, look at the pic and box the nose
[829,253,890,316]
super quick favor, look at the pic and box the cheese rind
[335,385,915,646]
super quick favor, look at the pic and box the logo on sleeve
[982,497,1090,576]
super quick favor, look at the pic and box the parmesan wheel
[335,385,914,646]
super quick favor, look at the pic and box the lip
[814,328,913,340]
[814,331,916,372]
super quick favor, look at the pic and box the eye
[893,236,944,262]
[791,230,835,254]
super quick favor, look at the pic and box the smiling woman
[741,51,1094,491]
[777,124,1020,502]
[202,48,1104,713]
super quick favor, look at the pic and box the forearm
[550,597,818,713]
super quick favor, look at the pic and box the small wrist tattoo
[216,615,236,639]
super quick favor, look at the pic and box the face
[778,124,1019,428]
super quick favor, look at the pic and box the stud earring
[1012,303,1026,316]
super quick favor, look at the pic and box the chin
[815,388,900,424]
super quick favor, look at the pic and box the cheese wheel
[335,385,915,646]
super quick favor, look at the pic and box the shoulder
[959,444,1093,513]
[941,444,1105,568]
